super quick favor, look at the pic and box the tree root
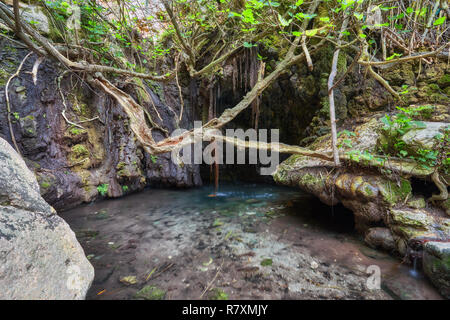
[429,171,449,214]
[4,51,33,155]
[57,71,85,130]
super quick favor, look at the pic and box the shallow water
[62,183,442,300]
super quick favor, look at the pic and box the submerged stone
[209,288,228,300]
[135,285,166,300]
[364,227,396,252]
[120,276,137,285]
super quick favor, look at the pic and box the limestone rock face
[273,115,449,296]
[401,122,449,152]
[423,241,450,299]
[20,3,50,35]
[0,138,94,299]
[0,45,201,211]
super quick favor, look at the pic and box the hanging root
[57,71,85,129]
[5,51,33,155]
[175,53,184,123]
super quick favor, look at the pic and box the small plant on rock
[97,184,109,196]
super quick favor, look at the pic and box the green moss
[363,185,375,197]
[437,74,450,87]
[116,162,126,170]
[407,197,426,209]
[68,126,85,135]
[70,144,89,163]
[441,199,450,216]
[209,288,228,300]
[97,184,109,196]
[0,68,10,86]
[71,144,88,156]
[261,258,273,266]
[134,78,151,105]
[116,162,131,178]
[146,79,165,103]
[135,286,166,300]
[390,209,433,229]
[380,179,412,205]
[40,181,51,189]
[337,53,347,73]
[427,83,440,92]
[301,172,326,188]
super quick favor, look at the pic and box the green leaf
[305,28,318,37]
[386,53,402,61]
[354,12,364,20]
[433,16,446,26]
[278,14,290,27]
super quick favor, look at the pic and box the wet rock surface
[0,137,94,299]
[274,114,449,296]
[423,241,450,298]
[62,184,442,300]
[0,44,201,211]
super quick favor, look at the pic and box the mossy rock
[70,144,89,158]
[389,209,433,229]
[407,197,426,209]
[135,285,166,300]
[379,179,412,206]
[437,74,450,88]
[19,115,37,138]
[67,126,87,136]
[441,199,450,216]
[423,241,450,299]
[0,67,11,87]
[116,161,133,178]
[69,144,90,168]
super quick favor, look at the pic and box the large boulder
[0,138,94,299]
[401,122,449,152]
[273,115,450,296]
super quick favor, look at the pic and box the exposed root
[199,259,224,299]
[429,171,449,210]
[31,56,44,85]
[367,65,401,101]
[5,51,33,155]
[174,53,184,123]
[57,71,85,129]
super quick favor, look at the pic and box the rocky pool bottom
[61,183,443,300]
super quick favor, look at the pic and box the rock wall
[0,42,201,211]
[0,137,94,299]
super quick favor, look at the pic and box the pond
[61,183,442,300]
